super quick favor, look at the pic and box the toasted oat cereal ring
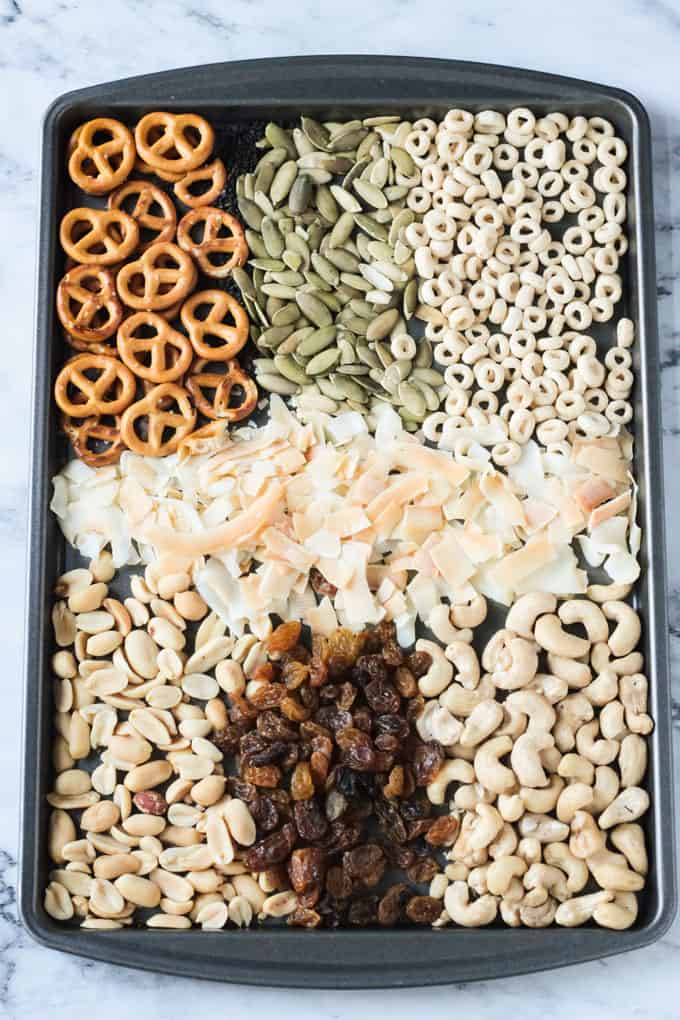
[176,207,248,278]
[60,207,140,265]
[120,383,197,457]
[134,112,214,175]
[174,159,227,208]
[180,289,249,360]
[54,354,137,417]
[117,311,193,383]
[186,358,258,422]
[133,156,186,183]
[57,265,123,343]
[108,180,177,251]
[68,118,136,194]
[61,411,126,467]
[116,241,197,311]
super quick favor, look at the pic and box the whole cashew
[590,765,620,814]
[591,643,643,676]
[583,669,618,706]
[505,592,557,639]
[556,782,593,824]
[506,690,556,731]
[599,700,628,741]
[610,823,647,875]
[575,719,619,765]
[520,775,564,814]
[496,704,528,739]
[504,877,525,904]
[602,600,641,657]
[586,849,644,892]
[559,598,609,643]
[426,758,475,805]
[620,674,653,735]
[497,792,525,823]
[416,639,453,697]
[481,629,515,672]
[593,890,638,930]
[557,753,595,785]
[459,699,504,748]
[555,890,613,926]
[439,676,495,716]
[428,705,464,747]
[487,855,527,895]
[544,842,589,892]
[468,803,504,851]
[467,864,490,897]
[444,881,497,927]
[528,673,568,704]
[524,862,569,902]
[488,821,518,859]
[547,653,592,689]
[451,594,487,629]
[619,734,647,787]
[445,641,481,690]
[518,813,569,843]
[474,736,516,794]
[454,783,495,812]
[569,810,606,859]
[517,837,542,865]
[491,637,538,691]
[534,615,590,658]
[587,582,633,603]
[519,895,557,927]
[500,899,521,926]
[540,745,562,774]
[428,604,467,645]
[511,730,554,787]
[598,787,649,829]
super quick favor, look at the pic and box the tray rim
[20,54,677,988]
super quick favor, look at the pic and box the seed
[311,252,340,287]
[68,582,108,614]
[129,708,171,746]
[261,217,285,258]
[272,354,309,385]
[330,374,368,402]
[147,617,186,652]
[115,874,161,909]
[353,213,389,242]
[300,116,330,150]
[330,184,362,213]
[366,307,400,341]
[124,760,173,794]
[398,381,427,416]
[353,179,388,209]
[271,303,300,327]
[93,853,140,880]
[81,800,120,834]
[45,881,73,921]
[123,814,166,838]
[288,174,314,215]
[257,373,299,395]
[146,913,192,929]
[223,799,257,847]
[55,769,91,797]
[48,809,76,864]
[403,278,418,319]
[296,325,337,357]
[328,210,356,248]
[269,160,298,205]
[306,348,341,376]
[295,291,333,327]
[124,630,159,680]
[238,198,264,231]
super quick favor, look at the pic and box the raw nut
[125,630,160,679]
[81,800,121,833]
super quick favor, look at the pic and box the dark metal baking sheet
[20,55,676,987]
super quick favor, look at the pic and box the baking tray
[20,55,676,987]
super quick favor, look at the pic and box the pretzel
[133,156,185,183]
[174,159,227,208]
[108,180,177,251]
[116,241,197,311]
[176,207,248,278]
[180,289,249,360]
[134,112,214,175]
[120,383,196,457]
[117,311,193,383]
[186,358,258,422]
[67,118,136,194]
[60,207,139,265]
[54,354,136,417]
[64,328,118,357]
[56,265,123,343]
[61,412,126,467]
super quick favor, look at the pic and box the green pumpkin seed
[253,358,277,372]
[312,291,342,313]
[232,266,256,299]
[261,283,297,300]
[311,252,340,287]
[398,381,427,416]
[270,269,305,287]
[393,240,411,265]
[330,374,368,401]
[403,278,418,319]
[317,376,347,401]
[271,303,300,327]
[411,378,441,411]
[296,292,333,328]
[328,210,356,248]
[301,116,330,151]
[366,307,400,341]
[324,247,360,273]
[354,214,389,242]
[282,250,303,272]
[297,325,337,357]
[285,233,311,267]
[328,129,366,153]
[254,161,275,197]
[342,158,370,190]
[258,324,296,349]
[288,174,313,215]
[338,337,356,365]
[256,146,289,170]
[276,326,315,354]
[389,208,415,246]
[242,173,255,200]
[363,115,401,127]
[374,341,394,369]
[274,355,310,385]
[253,190,275,217]
[375,367,397,393]
[398,404,426,423]
[411,366,443,386]
[391,146,416,177]
[336,363,369,376]
[261,217,285,258]
[302,270,330,293]
[265,123,296,157]
[250,258,285,272]
[269,160,298,206]
[307,222,326,251]
[366,241,394,263]
[357,131,380,161]
[353,179,388,210]
[348,298,374,319]
[384,185,409,202]
[356,344,381,369]
[315,185,339,224]
[329,185,361,213]
[238,198,264,231]
[373,260,408,284]
[257,372,300,396]
[413,341,434,369]
[360,264,393,291]
[245,229,268,258]
[341,315,369,335]
[307,348,341,376]
[293,128,315,157]
[340,272,371,293]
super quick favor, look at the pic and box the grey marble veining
[2,0,680,1015]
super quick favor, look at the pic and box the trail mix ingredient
[55,112,256,464]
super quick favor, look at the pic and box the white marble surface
[1,0,679,1016]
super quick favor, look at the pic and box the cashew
[495,704,528,739]
[444,641,481,690]
[576,719,619,765]
[602,600,641,657]
[558,753,595,785]
[439,675,495,716]
[450,594,487,629]
[620,674,653,734]
[587,582,632,603]
[569,810,606,858]
[586,849,644,892]
[416,639,453,697]
[500,899,521,926]
[448,742,475,762]
[591,765,620,814]
[443,881,497,927]
[591,642,643,676]
[518,813,569,843]
[610,823,647,875]
[555,890,613,926]
[497,793,525,823]
[490,637,538,691]
[505,690,556,732]
[593,890,638,930]
[597,787,649,829]
[417,702,463,747]
[487,856,527,895]
[427,604,464,645]
[619,734,647,787]
[505,592,557,639]
[459,699,503,747]
[467,864,490,896]
[466,804,504,851]
[524,863,569,902]
[488,822,518,859]
[559,598,609,643]
[540,745,562,774]
[426,758,475,805]
[547,653,591,689]
[517,837,542,865]
[599,700,628,741]
[454,783,495,812]
[520,775,564,814]
[583,669,618,706]
[473,736,516,794]
[511,730,553,787]
[519,895,556,927]
[534,614,590,658]
[528,672,568,703]
[544,843,589,892]
[556,782,593,824]
[445,862,469,882]
[555,694,594,756]
[482,629,515,672]
[504,877,525,904]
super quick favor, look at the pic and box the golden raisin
[280,696,310,722]
[383,765,405,799]
[291,762,314,801]
[242,764,282,788]
[267,621,302,654]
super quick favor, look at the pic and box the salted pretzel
[67,118,136,194]
[186,357,258,422]
[64,327,118,357]
[117,311,193,383]
[120,383,196,457]
[176,207,248,278]
[116,241,197,311]
[174,158,227,208]
[61,412,126,467]
[134,112,214,175]
[54,354,136,417]
[133,156,185,183]
[57,265,123,343]
[108,180,177,250]
[180,289,249,360]
[60,207,139,265]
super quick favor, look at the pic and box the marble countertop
[2,0,679,1016]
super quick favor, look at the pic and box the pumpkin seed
[363,115,401,127]
[324,248,360,273]
[256,372,300,395]
[311,253,340,287]
[340,272,371,293]
[330,374,368,402]
[411,378,441,411]
[261,283,297,300]
[353,179,388,210]
[238,198,263,231]
[336,364,369,377]
[297,326,337,357]
[389,208,414,246]
[257,146,288,170]
[242,173,255,200]
[307,222,326,251]
[277,326,314,354]
[354,213,388,241]
[254,161,275,197]
[253,358,277,373]
[348,298,374,319]
[258,325,295,349]
[315,185,339,224]
[341,315,369,335]
[288,174,313,215]
[271,303,300,327]
[270,161,298,206]
[330,185,361,213]
[343,158,370,190]
[384,185,409,203]
[244,229,268,258]
[282,250,303,272]
[261,217,285,258]
[270,269,305,287]
[285,233,311,267]
[307,348,341,376]
[265,123,296,157]
[403,278,418,319]
[398,381,427,416]
[411,365,442,385]
[301,116,330,151]
[328,210,356,247]
[360,264,393,291]
[356,344,381,369]
[250,258,285,273]
[232,266,256,299]
[253,190,275,217]
[312,291,342,313]
[303,269,332,293]
[366,308,400,341]
[357,131,380,161]
[296,292,333,328]
[274,355,310,385]
[292,128,315,157]
[391,146,416,176]
[317,376,347,401]
[414,341,434,369]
